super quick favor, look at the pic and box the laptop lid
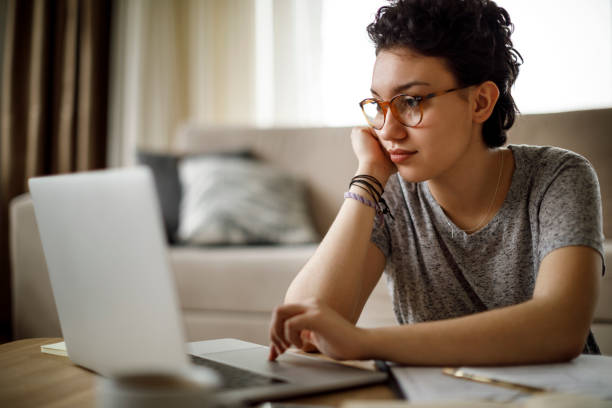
[30,166,388,403]
[29,167,190,377]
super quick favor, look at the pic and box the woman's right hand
[350,127,396,185]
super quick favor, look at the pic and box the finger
[269,308,292,349]
[300,330,318,352]
[301,341,319,353]
[285,325,304,350]
[270,332,287,354]
[268,344,279,361]
[272,304,309,348]
[284,313,316,349]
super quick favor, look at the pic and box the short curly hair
[367,0,522,147]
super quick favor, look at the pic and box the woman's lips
[388,149,417,163]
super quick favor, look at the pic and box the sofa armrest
[9,194,61,339]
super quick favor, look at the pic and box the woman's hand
[350,127,396,185]
[268,299,370,361]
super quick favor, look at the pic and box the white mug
[96,367,219,408]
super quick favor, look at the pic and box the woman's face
[370,47,479,183]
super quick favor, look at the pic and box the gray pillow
[137,151,181,243]
[137,150,254,244]
[177,156,318,245]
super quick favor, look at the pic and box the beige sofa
[10,108,612,355]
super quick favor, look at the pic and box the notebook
[40,341,68,357]
[29,167,387,405]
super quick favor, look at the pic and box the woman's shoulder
[509,144,593,168]
[509,144,599,197]
[509,144,596,179]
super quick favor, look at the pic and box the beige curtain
[107,0,323,166]
[108,0,257,165]
[0,0,112,342]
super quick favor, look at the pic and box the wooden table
[0,338,396,407]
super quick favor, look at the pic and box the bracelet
[350,179,381,202]
[354,174,384,193]
[344,191,378,211]
[348,175,394,222]
[344,191,384,224]
[350,175,383,200]
[351,183,378,202]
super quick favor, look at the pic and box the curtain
[0,0,112,342]
[107,0,323,166]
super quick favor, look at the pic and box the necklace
[461,149,504,234]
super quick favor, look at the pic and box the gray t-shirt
[371,144,605,353]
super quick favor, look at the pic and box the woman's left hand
[268,299,370,361]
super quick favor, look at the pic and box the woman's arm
[284,126,395,321]
[283,206,386,324]
[366,246,601,365]
[274,245,601,364]
[268,127,395,359]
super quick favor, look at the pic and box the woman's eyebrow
[370,80,431,97]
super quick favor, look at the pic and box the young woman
[268,0,604,365]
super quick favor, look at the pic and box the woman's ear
[472,81,500,124]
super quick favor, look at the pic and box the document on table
[388,366,523,403]
[454,355,612,400]
[342,393,612,408]
[388,355,612,403]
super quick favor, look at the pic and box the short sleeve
[370,211,391,259]
[537,152,605,272]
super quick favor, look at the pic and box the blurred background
[0,0,610,343]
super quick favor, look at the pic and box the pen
[442,367,551,394]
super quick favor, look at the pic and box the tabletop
[0,338,396,408]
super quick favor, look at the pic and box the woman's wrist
[354,166,391,188]
[360,326,399,361]
[356,327,383,360]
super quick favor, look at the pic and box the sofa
[10,108,612,355]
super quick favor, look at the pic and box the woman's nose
[377,109,408,141]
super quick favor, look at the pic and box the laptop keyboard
[190,355,287,390]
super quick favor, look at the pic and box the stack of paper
[389,366,522,402]
[456,355,612,400]
[388,355,612,403]
[341,393,612,407]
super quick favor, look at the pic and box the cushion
[137,151,182,243]
[177,156,318,245]
[138,150,253,243]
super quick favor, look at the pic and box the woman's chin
[396,166,430,184]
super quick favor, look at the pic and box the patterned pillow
[177,156,318,245]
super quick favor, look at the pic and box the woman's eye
[396,97,418,110]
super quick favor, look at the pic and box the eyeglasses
[359,87,466,130]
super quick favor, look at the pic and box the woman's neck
[427,144,514,233]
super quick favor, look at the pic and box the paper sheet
[389,366,523,403]
[341,393,612,408]
[388,355,612,403]
[460,355,612,400]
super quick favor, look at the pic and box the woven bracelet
[344,191,384,224]
[348,175,395,222]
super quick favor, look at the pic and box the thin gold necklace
[462,149,504,234]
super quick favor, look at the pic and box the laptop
[28,166,387,404]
